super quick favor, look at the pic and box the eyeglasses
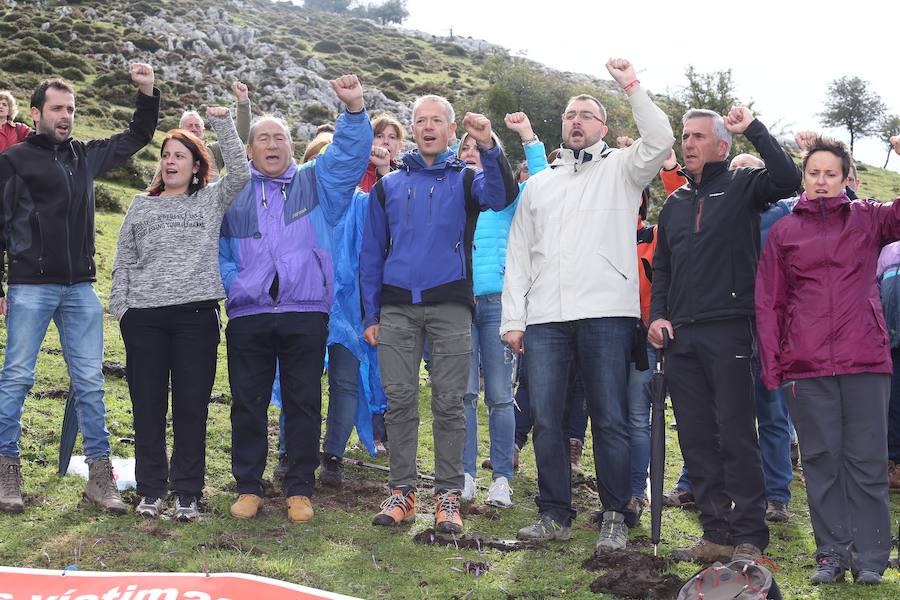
[562,111,604,124]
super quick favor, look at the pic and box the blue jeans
[627,344,656,499]
[464,295,515,480]
[514,355,588,449]
[526,317,636,526]
[0,283,109,460]
[323,343,360,459]
[676,359,793,505]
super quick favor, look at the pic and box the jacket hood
[402,148,462,171]
[792,190,851,216]
[553,139,613,168]
[681,160,729,187]
[26,132,73,151]
[249,159,296,183]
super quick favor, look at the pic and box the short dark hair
[315,123,335,135]
[147,129,211,196]
[566,94,607,122]
[801,135,852,179]
[31,78,76,112]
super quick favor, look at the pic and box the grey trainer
[854,570,882,585]
[517,513,572,541]
[0,456,24,513]
[84,458,127,514]
[596,511,629,551]
[173,495,200,522]
[135,496,163,518]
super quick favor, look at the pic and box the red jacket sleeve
[660,166,687,196]
[755,225,788,390]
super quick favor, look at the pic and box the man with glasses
[501,58,674,550]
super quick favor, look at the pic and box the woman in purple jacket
[755,136,900,586]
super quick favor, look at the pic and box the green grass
[2,200,900,599]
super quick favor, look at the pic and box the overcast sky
[400,0,900,172]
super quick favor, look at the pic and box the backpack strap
[374,177,386,210]
[463,166,475,212]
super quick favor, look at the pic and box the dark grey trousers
[377,303,472,492]
[786,373,892,573]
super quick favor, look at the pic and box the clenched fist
[724,107,755,135]
[206,106,229,119]
[606,58,638,89]
[463,112,494,148]
[232,81,249,103]
[129,63,155,96]
[794,130,818,152]
[504,112,535,141]
[370,145,391,167]
[330,74,364,113]
[616,135,634,149]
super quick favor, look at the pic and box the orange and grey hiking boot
[434,490,463,534]
[372,488,416,526]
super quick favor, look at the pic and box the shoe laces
[96,461,118,495]
[380,491,412,512]
[176,495,196,508]
[535,513,562,535]
[0,462,21,490]
[599,514,625,541]
[436,492,460,518]
[816,553,841,571]
[140,496,161,506]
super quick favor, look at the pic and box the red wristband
[623,79,640,92]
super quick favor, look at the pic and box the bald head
[729,153,764,170]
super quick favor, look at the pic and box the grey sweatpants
[786,373,892,573]
[377,303,472,492]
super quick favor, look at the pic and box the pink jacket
[755,191,900,389]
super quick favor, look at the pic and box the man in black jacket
[0,64,159,515]
[648,107,800,562]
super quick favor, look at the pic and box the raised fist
[724,106,755,135]
[794,130,818,152]
[462,112,494,147]
[232,81,249,103]
[504,112,535,141]
[129,63,155,95]
[206,106,229,119]
[606,58,637,88]
[891,135,900,157]
[330,74,364,113]
[662,149,678,171]
[616,135,634,149]
[370,145,391,167]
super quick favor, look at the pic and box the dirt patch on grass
[413,529,545,552]
[137,522,172,538]
[315,479,388,512]
[204,532,269,555]
[582,549,683,599]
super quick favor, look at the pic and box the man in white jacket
[501,58,674,550]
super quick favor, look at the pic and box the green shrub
[312,40,342,53]
[104,156,151,189]
[300,103,334,125]
[94,184,125,213]
[1,50,47,74]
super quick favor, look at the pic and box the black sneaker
[810,553,846,584]
[173,495,200,522]
[319,453,343,488]
[273,455,288,483]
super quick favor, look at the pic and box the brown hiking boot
[372,488,416,526]
[287,495,314,523]
[889,461,900,492]
[570,438,584,476]
[766,500,790,522]
[83,458,126,514]
[733,543,763,561]
[230,494,263,519]
[0,456,24,513]
[671,538,734,563]
[434,490,463,534]
[482,445,521,471]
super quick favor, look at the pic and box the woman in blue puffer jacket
[459,112,548,507]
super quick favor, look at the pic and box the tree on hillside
[304,0,353,13]
[819,76,885,155]
[879,114,900,168]
[365,0,408,24]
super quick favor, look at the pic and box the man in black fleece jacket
[648,107,800,563]
[0,65,160,515]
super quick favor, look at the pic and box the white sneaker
[485,476,512,508]
[462,473,477,502]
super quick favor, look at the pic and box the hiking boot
[517,513,572,541]
[372,488,416,526]
[135,496,163,518]
[374,440,388,456]
[627,496,646,522]
[461,473,477,503]
[662,486,695,508]
[84,458,127,514]
[482,446,520,471]
[230,494,263,519]
[854,570,883,585]
[273,455,288,484]
[810,553,845,584]
[596,511,629,551]
[889,460,900,492]
[319,453,343,489]
[569,438,584,476]
[485,476,512,508]
[0,456,24,513]
[287,495,314,523]
[765,500,789,522]
[173,495,200,522]
[671,538,734,563]
[733,543,762,560]
[790,442,800,470]
[434,491,463,534]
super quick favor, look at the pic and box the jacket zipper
[34,211,45,275]
[820,202,836,374]
[456,237,465,278]
[694,197,705,233]
[312,250,328,296]
[428,185,435,224]
[599,254,627,279]
[55,152,74,282]
[687,189,699,322]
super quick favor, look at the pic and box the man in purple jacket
[219,75,372,523]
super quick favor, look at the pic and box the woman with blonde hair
[0,91,31,152]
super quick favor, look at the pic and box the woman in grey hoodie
[109,107,250,520]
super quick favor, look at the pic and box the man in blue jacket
[361,95,518,533]
[219,75,372,523]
